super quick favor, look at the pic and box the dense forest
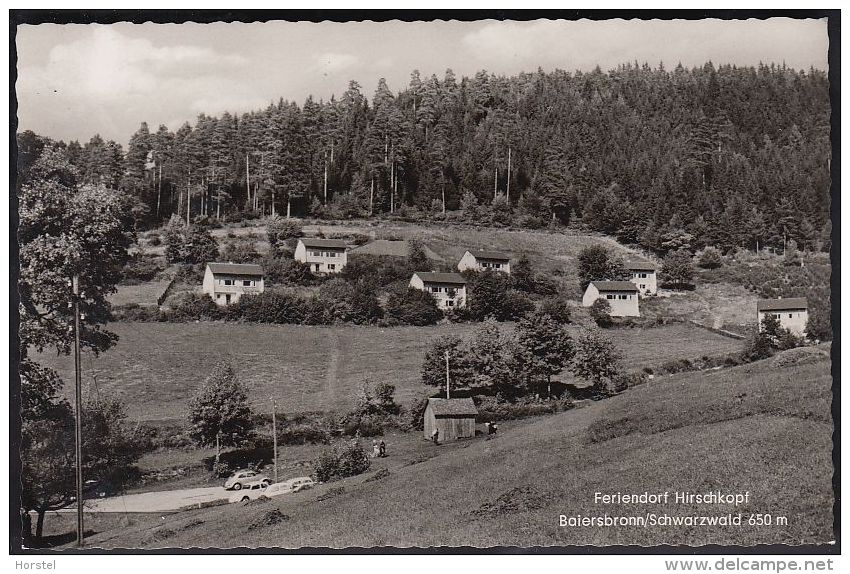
[16,61,831,255]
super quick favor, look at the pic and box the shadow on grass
[25,529,98,549]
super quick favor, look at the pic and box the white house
[757,297,808,336]
[457,250,512,274]
[294,238,348,274]
[203,263,264,306]
[410,272,468,310]
[625,260,658,295]
[582,281,640,317]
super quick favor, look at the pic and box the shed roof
[427,398,479,417]
[468,249,511,261]
[625,260,658,271]
[206,263,264,276]
[414,272,467,285]
[590,280,639,292]
[299,238,347,249]
[757,297,808,311]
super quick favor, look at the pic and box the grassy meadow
[71,350,832,548]
[35,321,743,424]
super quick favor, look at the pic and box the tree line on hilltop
[17,60,830,255]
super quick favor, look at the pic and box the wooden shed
[423,398,478,442]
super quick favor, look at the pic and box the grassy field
[69,349,832,548]
[35,321,743,423]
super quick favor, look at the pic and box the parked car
[224,469,271,490]
[263,477,316,499]
[228,480,269,503]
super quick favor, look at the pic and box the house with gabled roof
[423,398,478,441]
[582,280,640,317]
[410,272,467,310]
[294,238,348,274]
[625,259,659,295]
[757,297,808,336]
[202,262,264,306]
[457,249,512,274]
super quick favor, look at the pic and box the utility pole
[369,177,374,216]
[444,350,450,399]
[390,145,395,214]
[156,162,162,219]
[72,275,84,547]
[441,178,446,214]
[186,170,191,226]
[506,146,512,203]
[245,153,251,210]
[271,399,278,483]
[323,151,329,204]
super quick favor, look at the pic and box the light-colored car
[262,477,316,499]
[228,480,269,503]
[224,469,271,491]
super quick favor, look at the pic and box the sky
[15,18,829,146]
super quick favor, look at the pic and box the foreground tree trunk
[35,509,45,540]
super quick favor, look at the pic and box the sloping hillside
[81,350,832,548]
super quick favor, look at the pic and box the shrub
[262,255,315,286]
[266,216,302,253]
[589,298,613,327]
[577,245,630,291]
[660,249,695,288]
[402,395,431,431]
[386,288,443,325]
[147,233,162,247]
[464,271,534,321]
[221,241,260,263]
[231,289,306,324]
[277,414,331,445]
[697,246,723,269]
[121,253,165,284]
[538,296,572,324]
[312,441,371,482]
[168,293,224,321]
[475,395,573,422]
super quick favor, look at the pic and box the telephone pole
[72,275,84,547]
[444,350,451,399]
[271,399,278,483]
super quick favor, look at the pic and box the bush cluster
[312,441,371,482]
[474,395,573,422]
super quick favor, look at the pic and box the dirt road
[74,486,228,513]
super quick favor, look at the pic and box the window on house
[328,264,336,270]
[606,294,614,299]
[640,284,646,289]
[242,280,253,287]
[223,279,234,286]
[446,300,455,307]
[789,313,793,319]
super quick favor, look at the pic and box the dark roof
[757,297,808,311]
[415,272,467,285]
[350,239,444,260]
[468,249,511,261]
[299,238,347,249]
[590,280,639,292]
[427,398,479,417]
[206,263,264,276]
[625,259,658,271]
